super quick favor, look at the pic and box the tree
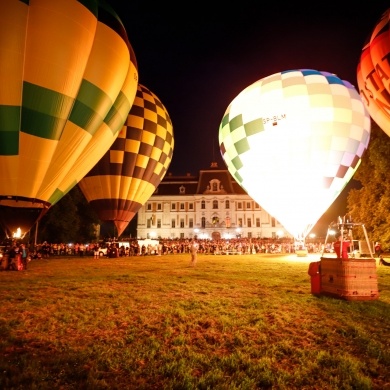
[346,122,390,249]
[37,186,100,244]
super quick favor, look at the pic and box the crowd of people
[1,234,385,271]
[1,237,328,260]
[0,241,30,270]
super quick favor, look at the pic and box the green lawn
[0,253,389,389]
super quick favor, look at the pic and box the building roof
[155,162,247,196]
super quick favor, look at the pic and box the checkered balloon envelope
[219,69,370,240]
[79,84,174,236]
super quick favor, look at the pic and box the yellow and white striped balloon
[0,0,138,237]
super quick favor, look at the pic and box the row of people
[5,236,381,261]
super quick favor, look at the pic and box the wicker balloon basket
[320,257,379,301]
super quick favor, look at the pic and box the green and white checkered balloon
[219,69,371,240]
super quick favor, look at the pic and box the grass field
[0,253,389,390]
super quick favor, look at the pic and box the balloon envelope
[0,0,138,238]
[357,8,390,137]
[78,84,174,237]
[219,69,371,240]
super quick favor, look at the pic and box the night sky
[108,1,389,235]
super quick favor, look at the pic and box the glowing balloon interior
[78,84,174,237]
[219,69,371,240]
[0,0,138,238]
[357,8,390,137]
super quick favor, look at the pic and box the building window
[171,219,176,228]
[248,232,252,238]
[147,203,152,211]
[179,186,185,194]
[180,219,184,228]
[157,203,162,211]
[189,218,193,228]
[238,218,243,227]
[247,218,252,227]
[225,200,230,209]
[272,217,276,227]
[157,219,161,228]
[147,219,151,228]
[237,202,242,209]
[180,232,184,239]
[180,203,185,210]
[171,203,176,210]
[212,200,218,209]
[189,203,193,210]
[212,182,218,191]
[255,203,260,209]
[256,218,260,227]
[201,200,206,209]
[246,202,251,209]
[201,217,206,228]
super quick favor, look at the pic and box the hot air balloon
[0,0,138,238]
[78,84,174,237]
[357,8,390,137]
[219,69,370,241]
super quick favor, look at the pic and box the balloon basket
[318,220,379,300]
[319,257,379,301]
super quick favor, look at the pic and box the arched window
[201,217,206,228]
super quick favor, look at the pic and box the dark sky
[108,1,389,235]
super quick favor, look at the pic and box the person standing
[93,244,99,259]
[189,240,199,267]
[20,243,29,270]
[8,245,17,270]
[374,242,382,258]
[333,233,350,259]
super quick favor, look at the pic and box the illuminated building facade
[136,163,290,240]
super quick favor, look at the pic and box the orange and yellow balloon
[357,8,390,137]
[0,0,138,238]
[78,84,174,237]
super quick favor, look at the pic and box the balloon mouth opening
[0,197,50,238]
